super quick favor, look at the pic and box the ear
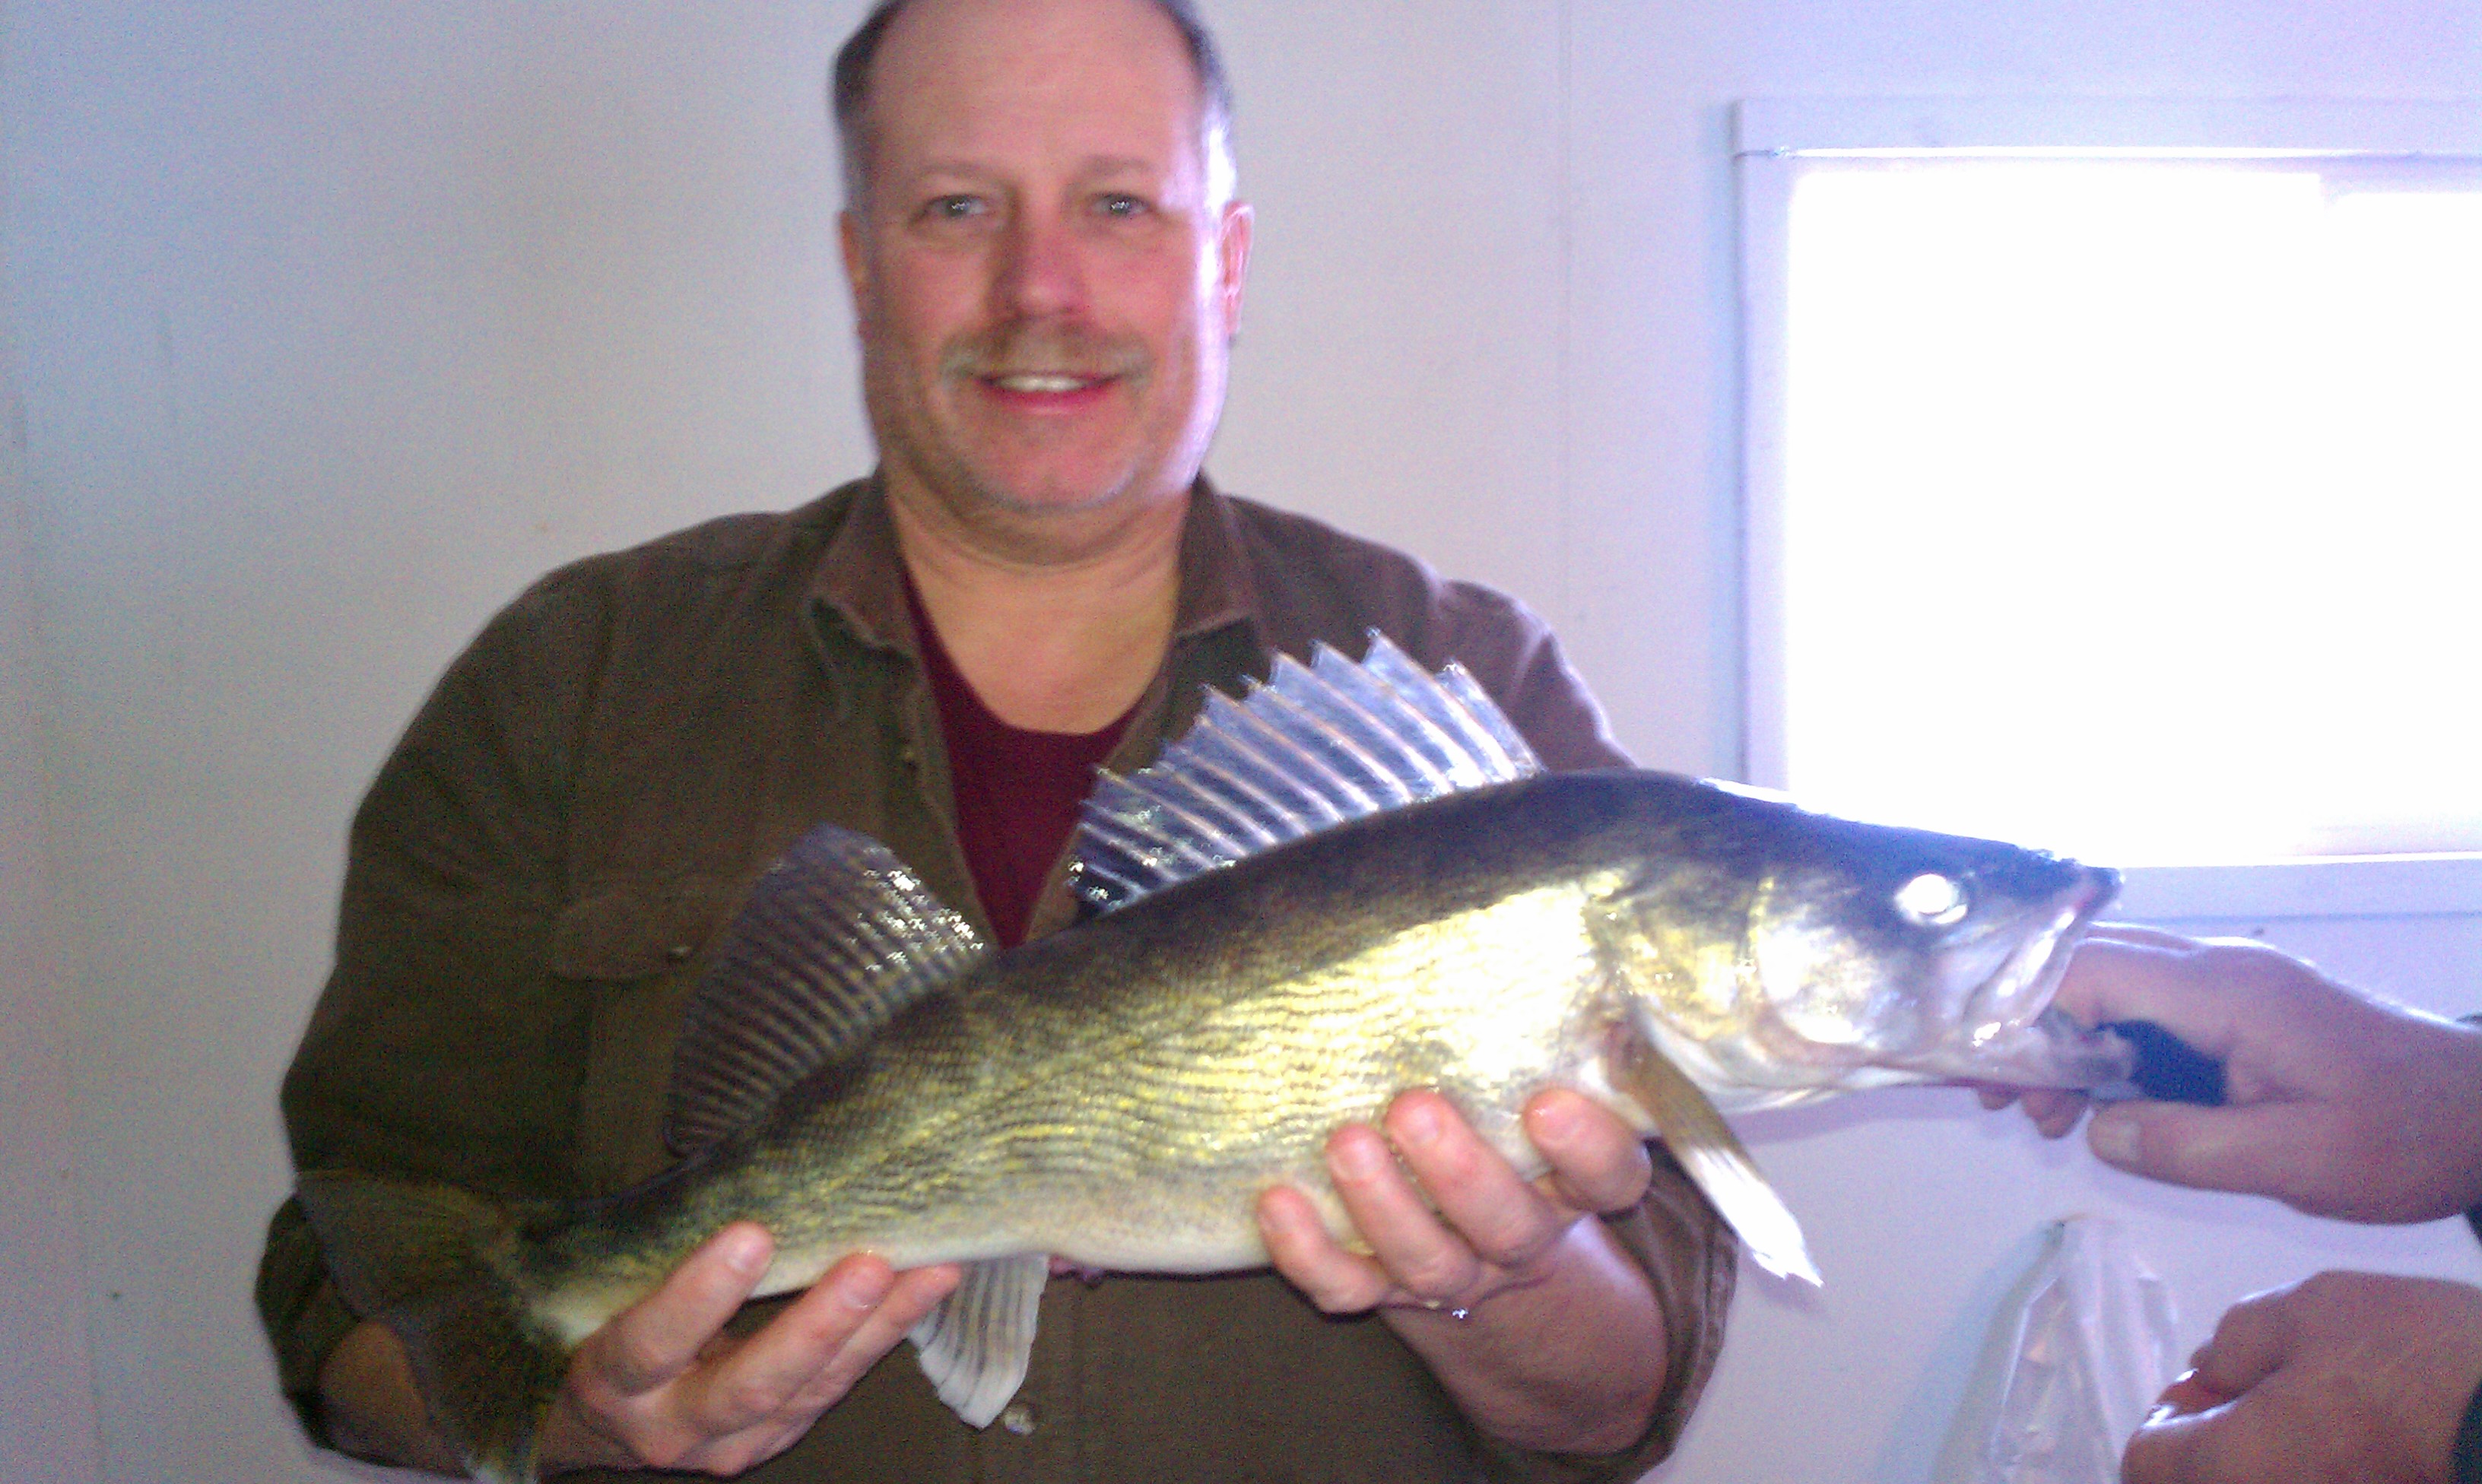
[839,209,871,319]
[1214,200,1253,339]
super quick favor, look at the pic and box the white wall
[2,2,2475,1481]
[0,52,103,1473]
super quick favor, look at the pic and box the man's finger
[678,1253,900,1430]
[2122,1404,2222,1484]
[2185,1283,2301,1400]
[1522,1089,1652,1215]
[1388,1092,1562,1269]
[1966,1083,2086,1137]
[1256,1184,1390,1314]
[1326,1116,1483,1303]
[592,1223,775,1396]
[2147,1368,2234,1419]
[776,1261,963,1415]
[2121,1311,2293,1484]
[2084,922,2199,950]
[2124,1383,2312,1484]
[2085,1101,2328,1203]
[2052,937,2252,1054]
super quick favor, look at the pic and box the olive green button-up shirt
[259,477,1735,1483]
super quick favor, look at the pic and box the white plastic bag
[1949,1216,2179,1484]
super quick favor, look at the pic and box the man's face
[840,0,1251,532]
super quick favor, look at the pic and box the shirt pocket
[548,874,748,1194]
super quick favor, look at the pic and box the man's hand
[1982,924,2482,1222]
[2124,1271,2482,1484]
[1255,1089,1667,1455]
[537,1223,959,1476]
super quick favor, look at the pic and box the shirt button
[664,942,694,963]
[998,1400,1036,1436]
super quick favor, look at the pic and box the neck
[887,478,1188,734]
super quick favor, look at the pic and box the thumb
[587,1222,774,1395]
[2085,1101,2311,1198]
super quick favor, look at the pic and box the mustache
[939,322,1150,382]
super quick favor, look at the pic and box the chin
[964,461,1169,518]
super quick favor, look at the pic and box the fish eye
[1893,871,1969,927]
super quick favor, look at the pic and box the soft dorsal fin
[1071,632,1542,912]
[665,824,987,1157]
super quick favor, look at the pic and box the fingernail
[2089,1113,2138,1165]
[1528,1096,1580,1143]
[1398,1100,1443,1147]
[838,1263,893,1310]
[1333,1130,1390,1178]
[719,1228,769,1275]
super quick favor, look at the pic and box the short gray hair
[831,0,1238,213]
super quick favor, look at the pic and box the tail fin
[296,1171,572,1483]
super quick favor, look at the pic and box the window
[1737,101,2482,905]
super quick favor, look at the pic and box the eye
[1893,872,1969,928]
[1093,192,1150,220]
[922,195,989,223]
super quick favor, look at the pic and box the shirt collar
[804,472,916,658]
[803,471,1265,661]
[1168,474,1262,648]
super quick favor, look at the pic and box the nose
[992,206,1088,322]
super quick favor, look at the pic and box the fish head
[1735,806,2125,1086]
[1748,824,2101,1046]
[1608,784,2134,1096]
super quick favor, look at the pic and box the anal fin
[907,1252,1049,1428]
[1614,1006,1822,1286]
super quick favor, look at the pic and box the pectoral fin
[908,1252,1049,1428]
[1612,1006,1822,1286]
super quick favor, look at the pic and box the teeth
[995,374,1090,393]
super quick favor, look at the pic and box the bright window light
[1746,137,2482,865]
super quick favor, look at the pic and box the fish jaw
[1935,1005,2137,1088]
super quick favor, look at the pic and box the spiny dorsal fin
[665,825,986,1157]
[1071,632,1542,912]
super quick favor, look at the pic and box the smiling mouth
[986,372,1110,395]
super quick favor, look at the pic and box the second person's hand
[1990,925,2482,1223]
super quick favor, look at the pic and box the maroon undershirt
[907,582,1134,948]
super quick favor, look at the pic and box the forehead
[866,0,1204,180]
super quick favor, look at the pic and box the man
[1993,927,2482,1484]
[256,1,1733,1479]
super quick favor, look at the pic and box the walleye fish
[297,635,2131,1482]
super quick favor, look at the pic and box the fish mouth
[1905,864,2131,1087]
[1960,867,2115,1049]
